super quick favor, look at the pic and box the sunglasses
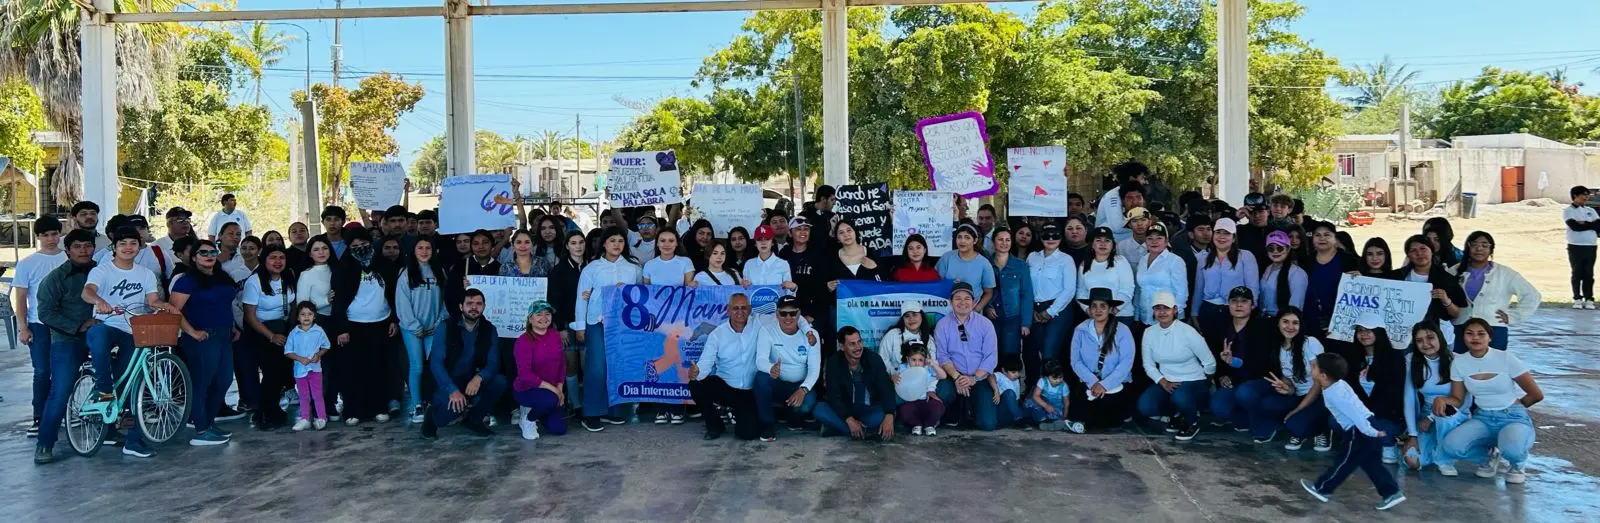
[1041,234,1062,241]
[1267,244,1288,252]
[777,310,799,317]
[958,324,968,342]
[196,249,220,257]
[638,222,656,229]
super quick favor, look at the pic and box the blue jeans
[814,402,887,438]
[1453,325,1509,353]
[752,373,816,427]
[1137,380,1211,421]
[1027,308,1072,361]
[1442,404,1535,467]
[996,389,1023,426]
[27,323,52,420]
[1209,383,1252,428]
[36,340,86,449]
[942,379,999,430]
[183,327,234,433]
[1234,379,1327,439]
[1027,397,1066,422]
[1411,407,1471,468]
[86,324,135,394]
[400,326,438,417]
[997,315,1025,355]
[581,323,624,419]
[430,374,509,426]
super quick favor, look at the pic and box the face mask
[351,244,375,266]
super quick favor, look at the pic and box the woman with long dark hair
[879,301,940,372]
[1065,287,1137,433]
[1451,231,1540,351]
[1300,221,1357,338]
[1076,227,1135,326]
[241,246,299,430]
[1190,218,1258,338]
[642,229,693,287]
[501,229,552,278]
[1400,322,1467,474]
[820,220,881,360]
[1397,235,1468,347]
[1361,237,1394,277]
[168,239,240,445]
[1012,223,1037,260]
[1233,307,1329,450]
[1259,231,1307,319]
[1439,318,1544,484]
[693,240,741,286]
[727,226,756,269]
[1423,217,1463,267]
[548,230,588,414]
[685,219,716,269]
[395,236,448,424]
[889,234,940,282]
[1025,223,1076,390]
[532,215,565,266]
[987,228,1032,357]
[572,227,642,432]
[1348,320,1408,464]
[331,228,400,425]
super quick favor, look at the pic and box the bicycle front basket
[129,313,183,347]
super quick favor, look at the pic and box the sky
[239,0,1600,169]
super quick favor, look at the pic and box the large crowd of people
[13,165,1586,510]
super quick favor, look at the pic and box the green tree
[1344,56,1419,108]
[292,73,425,203]
[411,135,447,188]
[1432,67,1587,141]
[238,22,295,106]
[0,77,47,173]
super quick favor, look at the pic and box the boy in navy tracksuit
[1296,353,1406,511]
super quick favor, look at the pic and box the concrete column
[445,0,475,177]
[820,0,848,187]
[1216,0,1249,203]
[80,0,120,210]
[299,100,324,232]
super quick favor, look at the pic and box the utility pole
[1396,103,1411,213]
[792,65,806,203]
[332,0,343,86]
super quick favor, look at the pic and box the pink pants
[296,372,328,421]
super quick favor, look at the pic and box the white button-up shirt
[742,254,793,288]
[570,256,642,330]
[1026,249,1077,318]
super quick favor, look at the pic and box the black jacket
[1385,265,1468,326]
[1341,345,1408,425]
[822,352,896,417]
[548,257,583,333]
[331,255,399,335]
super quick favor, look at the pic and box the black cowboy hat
[1077,287,1124,307]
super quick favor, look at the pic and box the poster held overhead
[835,183,893,257]
[915,111,997,198]
[437,174,518,234]
[1006,146,1068,217]
[893,190,954,254]
[606,150,684,208]
[692,183,763,237]
[349,162,408,210]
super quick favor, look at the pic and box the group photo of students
[13,162,1583,512]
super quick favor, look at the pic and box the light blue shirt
[1258,263,1308,318]
[935,251,996,290]
[1190,250,1261,318]
[284,325,329,378]
[1035,377,1069,408]
[1069,320,1136,389]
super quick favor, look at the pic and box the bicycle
[65,305,192,456]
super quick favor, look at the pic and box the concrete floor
[1,309,1597,522]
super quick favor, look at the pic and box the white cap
[1152,290,1178,309]
[1214,218,1238,235]
[900,301,923,315]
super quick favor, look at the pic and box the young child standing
[990,355,1025,428]
[1566,186,1598,309]
[1029,361,1081,433]
[894,342,943,436]
[1298,353,1406,511]
[285,302,331,431]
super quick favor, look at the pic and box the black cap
[776,295,801,310]
[1089,226,1115,241]
[1243,192,1266,209]
[1040,223,1062,239]
[951,281,976,298]
[1228,286,1254,302]
[124,215,149,229]
[165,206,193,219]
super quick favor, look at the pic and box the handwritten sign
[438,174,517,234]
[915,112,997,198]
[466,276,549,339]
[348,162,407,210]
[1326,274,1432,347]
[836,183,893,257]
[606,151,683,208]
[692,183,762,237]
[893,190,953,254]
[1007,146,1068,217]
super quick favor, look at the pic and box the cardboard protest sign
[349,162,407,210]
[835,183,893,257]
[602,284,784,406]
[692,183,762,237]
[1006,146,1068,217]
[466,276,548,339]
[1326,274,1432,347]
[893,190,954,254]
[438,174,518,234]
[915,111,997,198]
[606,151,684,208]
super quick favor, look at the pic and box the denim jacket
[990,254,1035,327]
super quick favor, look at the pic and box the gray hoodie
[395,264,446,334]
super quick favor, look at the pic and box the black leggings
[1571,245,1597,300]
[340,320,394,420]
[246,324,292,426]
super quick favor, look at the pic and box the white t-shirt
[642,256,694,286]
[693,270,739,286]
[93,247,164,282]
[742,254,792,288]
[627,231,657,262]
[1566,205,1599,246]
[241,277,296,322]
[222,256,254,283]
[208,209,253,238]
[1278,337,1325,396]
[13,251,67,324]
[1452,349,1530,411]
[87,262,161,333]
[346,268,392,323]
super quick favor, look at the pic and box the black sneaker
[421,410,439,439]
[216,406,248,421]
[463,419,494,437]
[760,426,777,442]
[581,417,605,432]
[103,429,124,447]
[34,446,55,465]
[1165,416,1181,434]
[1175,421,1200,442]
[27,418,39,438]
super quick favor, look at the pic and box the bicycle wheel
[136,352,192,444]
[66,374,108,457]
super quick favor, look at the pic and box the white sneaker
[292,419,311,432]
[1476,460,1500,478]
[1285,437,1305,451]
[1505,464,1527,484]
[911,426,923,436]
[1063,421,1086,434]
[924,426,937,436]
[520,418,540,441]
[374,414,391,423]
[314,419,328,430]
[1585,299,1597,310]
[1574,300,1585,310]
[345,417,361,426]
[1437,463,1459,477]
[1313,433,1333,452]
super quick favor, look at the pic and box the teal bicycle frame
[77,346,167,421]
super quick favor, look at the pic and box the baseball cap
[1089,226,1115,242]
[1152,290,1178,309]
[165,206,193,219]
[1040,223,1062,239]
[1124,206,1151,224]
[753,224,775,240]
[1267,230,1291,247]
[124,215,149,229]
[776,295,801,310]
[1228,286,1254,302]
[900,300,924,315]
[1146,223,1169,238]
[1243,192,1266,209]
[788,216,812,230]
[951,282,976,298]
[1214,218,1238,235]
[526,300,553,315]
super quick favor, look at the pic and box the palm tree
[0,0,190,203]
[238,21,293,105]
[1345,55,1420,108]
